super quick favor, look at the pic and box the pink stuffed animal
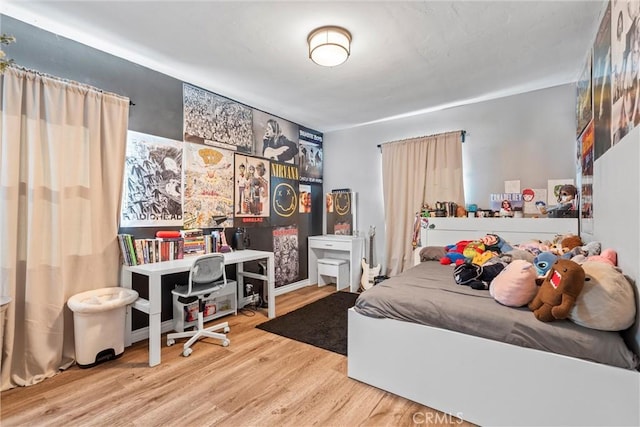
[587,248,617,266]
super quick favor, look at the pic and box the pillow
[569,261,636,331]
[489,260,537,307]
[501,249,536,264]
[420,246,447,262]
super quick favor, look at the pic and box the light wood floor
[0,285,474,427]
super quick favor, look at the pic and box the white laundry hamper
[67,287,138,368]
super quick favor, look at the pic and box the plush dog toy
[528,259,585,322]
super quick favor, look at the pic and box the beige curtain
[0,67,129,390]
[381,131,464,275]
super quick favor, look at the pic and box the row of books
[118,234,185,266]
[117,229,232,266]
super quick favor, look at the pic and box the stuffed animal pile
[439,233,632,328]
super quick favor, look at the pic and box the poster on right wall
[580,121,594,234]
[593,0,611,160]
[326,191,356,235]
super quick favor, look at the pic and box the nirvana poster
[120,131,183,227]
[183,83,253,153]
[299,126,323,183]
[326,191,356,235]
[270,161,299,227]
[182,143,234,229]
[234,154,270,227]
[273,226,299,288]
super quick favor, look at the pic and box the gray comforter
[354,261,639,370]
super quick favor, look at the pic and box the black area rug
[256,291,359,356]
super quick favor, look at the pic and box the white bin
[67,287,138,368]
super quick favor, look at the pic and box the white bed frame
[349,217,640,426]
[348,309,639,426]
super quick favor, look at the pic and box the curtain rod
[7,64,132,104]
[376,130,466,149]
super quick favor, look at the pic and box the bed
[347,237,640,426]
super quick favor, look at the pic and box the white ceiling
[3,1,604,133]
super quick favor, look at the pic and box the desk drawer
[309,239,351,251]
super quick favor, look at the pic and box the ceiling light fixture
[307,26,351,67]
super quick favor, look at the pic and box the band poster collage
[119,83,324,287]
[576,0,640,234]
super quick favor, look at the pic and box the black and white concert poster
[272,226,299,288]
[299,126,323,183]
[252,110,299,164]
[183,83,254,153]
[120,131,183,227]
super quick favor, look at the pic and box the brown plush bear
[528,259,585,322]
[561,234,583,251]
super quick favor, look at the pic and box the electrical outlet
[246,283,253,295]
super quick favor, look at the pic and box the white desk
[121,249,275,367]
[308,235,364,293]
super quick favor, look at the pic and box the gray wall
[323,84,577,269]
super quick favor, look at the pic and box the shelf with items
[171,279,237,333]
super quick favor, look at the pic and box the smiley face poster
[270,160,299,227]
[325,191,356,235]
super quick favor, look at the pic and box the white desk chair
[167,253,230,357]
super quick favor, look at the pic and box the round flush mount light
[307,26,352,67]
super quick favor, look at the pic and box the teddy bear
[528,258,585,322]
[560,234,583,252]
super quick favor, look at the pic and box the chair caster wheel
[222,339,230,347]
[224,327,230,333]
[183,347,193,357]
[167,339,175,347]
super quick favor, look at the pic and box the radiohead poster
[120,131,183,227]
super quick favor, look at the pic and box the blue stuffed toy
[533,251,558,277]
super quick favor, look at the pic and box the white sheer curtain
[0,67,129,390]
[381,131,464,275]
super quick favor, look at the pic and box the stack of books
[181,229,205,255]
[156,234,184,262]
